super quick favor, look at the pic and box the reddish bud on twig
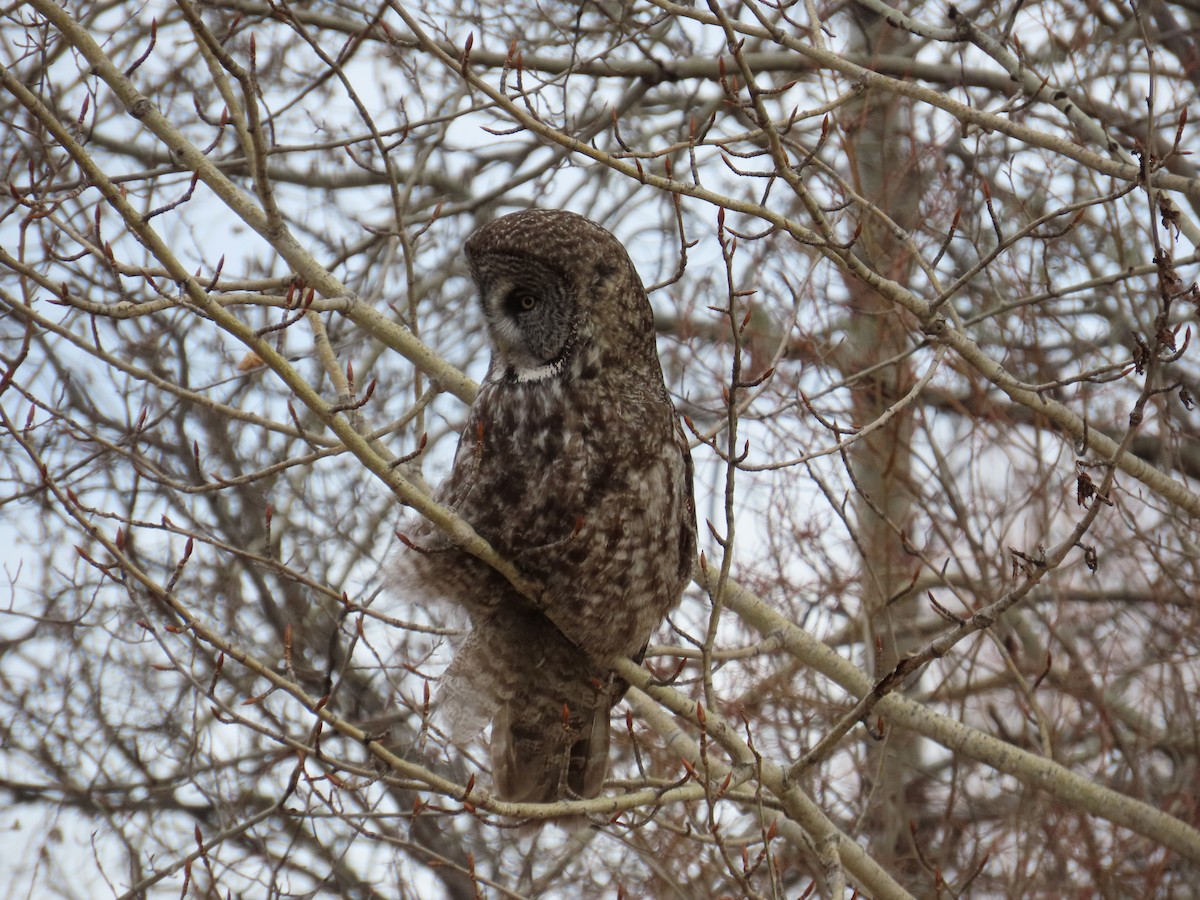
[206,255,225,291]
[395,531,429,553]
[460,32,473,76]
[714,772,732,799]
[1032,652,1052,690]
[123,18,156,77]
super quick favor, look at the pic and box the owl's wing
[390,401,510,610]
[396,404,486,554]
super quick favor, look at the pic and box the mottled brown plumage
[397,209,696,803]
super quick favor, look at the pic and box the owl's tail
[437,608,615,803]
[491,681,611,803]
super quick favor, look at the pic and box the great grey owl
[395,209,696,803]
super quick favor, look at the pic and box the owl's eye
[509,292,538,313]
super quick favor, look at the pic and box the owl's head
[464,209,656,383]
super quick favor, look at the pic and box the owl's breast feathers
[428,363,695,660]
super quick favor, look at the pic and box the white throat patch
[511,358,564,383]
